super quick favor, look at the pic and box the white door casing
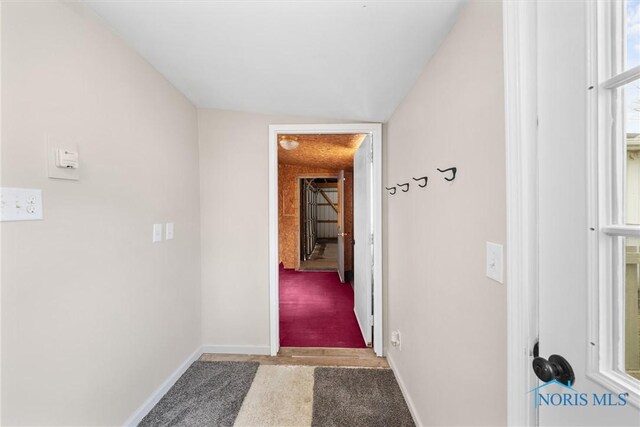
[337,169,346,283]
[353,135,373,345]
[268,123,383,356]
[503,0,540,424]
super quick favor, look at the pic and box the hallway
[0,2,575,426]
[279,265,366,348]
[299,239,338,271]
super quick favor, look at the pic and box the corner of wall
[386,351,423,427]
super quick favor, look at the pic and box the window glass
[624,237,640,380]
[624,80,640,225]
[627,0,640,70]
[622,7,640,380]
[627,135,640,226]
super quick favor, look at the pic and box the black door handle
[532,354,575,386]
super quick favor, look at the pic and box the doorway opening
[299,177,341,272]
[277,134,363,349]
[268,123,383,356]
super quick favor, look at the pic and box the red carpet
[279,265,366,348]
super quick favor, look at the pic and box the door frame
[503,1,539,426]
[268,123,383,357]
[297,174,339,271]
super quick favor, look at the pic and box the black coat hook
[412,176,428,188]
[437,167,457,181]
[385,186,397,195]
[397,183,410,193]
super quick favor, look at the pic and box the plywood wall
[278,163,353,271]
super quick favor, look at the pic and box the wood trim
[318,189,338,213]
[293,173,341,271]
[503,1,539,425]
[199,350,388,368]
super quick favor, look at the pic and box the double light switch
[153,223,175,242]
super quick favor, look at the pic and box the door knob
[532,354,575,386]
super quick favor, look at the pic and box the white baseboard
[123,346,203,427]
[123,344,269,426]
[387,351,423,427]
[201,344,270,355]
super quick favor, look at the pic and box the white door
[337,170,346,283]
[353,135,372,345]
[535,2,640,425]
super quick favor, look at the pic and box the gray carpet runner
[139,361,259,427]
[312,367,415,427]
[138,362,414,427]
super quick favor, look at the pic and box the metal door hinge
[369,315,374,326]
[369,233,374,245]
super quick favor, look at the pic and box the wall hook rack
[397,183,410,193]
[385,186,397,195]
[437,167,457,181]
[412,176,428,188]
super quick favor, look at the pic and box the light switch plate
[0,188,44,221]
[47,137,80,181]
[486,241,504,284]
[166,222,174,240]
[153,224,163,243]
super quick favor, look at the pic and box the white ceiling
[83,1,465,122]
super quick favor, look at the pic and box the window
[591,0,640,402]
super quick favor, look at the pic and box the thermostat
[47,137,80,181]
[56,149,79,169]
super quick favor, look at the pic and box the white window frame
[588,0,640,407]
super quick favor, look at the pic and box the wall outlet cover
[391,329,401,351]
[166,222,174,240]
[0,188,44,222]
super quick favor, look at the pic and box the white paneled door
[353,135,372,345]
[534,1,640,425]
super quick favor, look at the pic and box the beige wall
[1,2,201,425]
[384,2,506,425]
[198,109,350,349]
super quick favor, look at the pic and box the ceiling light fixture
[279,138,299,150]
